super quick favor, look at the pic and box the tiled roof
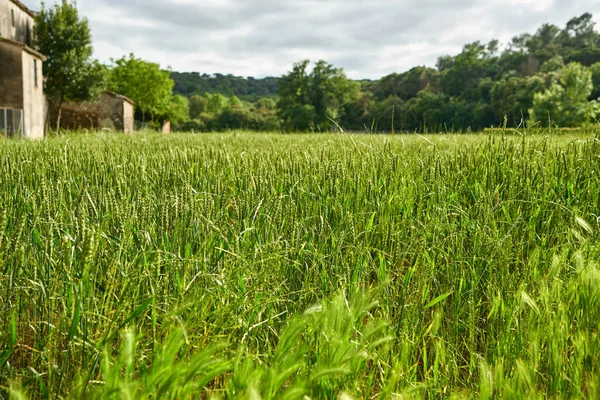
[103,91,136,106]
[0,37,46,60]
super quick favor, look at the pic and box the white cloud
[21,0,600,79]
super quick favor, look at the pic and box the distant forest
[170,13,600,132]
[171,73,280,102]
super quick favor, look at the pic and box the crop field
[1,131,600,399]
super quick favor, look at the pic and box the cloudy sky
[21,0,600,79]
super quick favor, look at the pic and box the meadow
[1,130,600,399]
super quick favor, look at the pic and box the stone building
[58,91,135,134]
[0,0,45,139]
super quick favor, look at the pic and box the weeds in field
[1,131,600,398]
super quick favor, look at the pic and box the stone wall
[162,121,171,134]
[21,49,44,139]
[56,102,103,131]
[0,2,45,139]
[0,41,24,109]
[123,101,134,134]
[99,92,124,131]
[55,92,135,133]
[0,0,35,46]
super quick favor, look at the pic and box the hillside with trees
[171,72,280,102]
[170,12,600,132]
[36,2,600,133]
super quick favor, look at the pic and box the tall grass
[1,131,600,398]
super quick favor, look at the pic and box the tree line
[37,1,600,132]
[171,72,279,102]
[172,13,600,132]
[36,1,188,131]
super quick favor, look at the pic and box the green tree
[369,95,402,132]
[255,98,277,111]
[490,75,520,124]
[341,92,375,132]
[204,93,228,114]
[216,106,258,130]
[107,54,174,122]
[508,34,532,54]
[540,55,565,73]
[490,74,546,126]
[436,55,455,72]
[401,90,452,132]
[560,13,598,50]
[35,0,105,130]
[530,63,597,127]
[278,60,359,131]
[277,60,314,130]
[165,95,189,125]
[590,62,600,100]
[441,41,493,100]
[253,98,280,131]
[310,60,360,127]
[473,101,495,129]
[374,67,441,101]
[228,96,243,108]
[527,24,562,54]
[170,72,279,101]
[189,95,208,119]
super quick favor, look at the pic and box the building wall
[162,121,171,134]
[56,92,134,134]
[0,41,24,109]
[56,102,100,130]
[0,2,44,139]
[123,101,134,134]
[21,50,44,139]
[0,0,35,46]
[98,92,124,131]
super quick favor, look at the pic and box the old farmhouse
[59,91,135,134]
[0,0,45,139]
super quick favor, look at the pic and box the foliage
[2,132,600,398]
[441,41,496,100]
[171,72,279,102]
[165,95,190,125]
[277,60,360,131]
[35,0,105,127]
[189,95,208,119]
[591,62,600,100]
[530,62,598,127]
[204,93,228,114]
[107,54,174,121]
[342,91,375,132]
[173,94,280,132]
[373,67,440,101]
[164,13,600,132]
[539,55,566,73]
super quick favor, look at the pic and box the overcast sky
[21,0,600,79]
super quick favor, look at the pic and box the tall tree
[441,41,492,100]
[277,60,313,130]
[561,13,598,49]
[374,67,440,101]
[530,63,597,127]
[189,95,208,119]
[277,60,359,131]
[164,95,190,125]
[591,62,600,100]
[35,0,104,130]
[527,24,562,54]
[107,54,174,122]
[490,74,546,126]
[204,93,228,114]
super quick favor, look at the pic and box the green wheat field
[1,131,600,399]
